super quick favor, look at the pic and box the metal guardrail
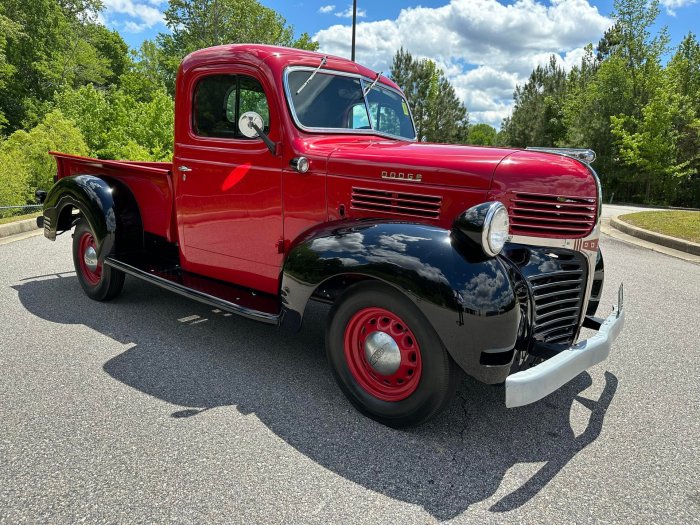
[0,204,42,220]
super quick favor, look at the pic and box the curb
[611,217,700,256]
[0,217,40,239]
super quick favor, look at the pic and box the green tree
[103,89,175,161]
[0,110,88,205]
[596,22,623,62]
[0,0,130,131]
[657,33,700,204]
[0,144,29,206]
[468,123,498,146]
[390,48,469,143]
[119,41,171,103]
[611,78,696,203]
[669,33,700,112]
[88,24,131,86]
[500,56,568,148]
[562,46,629,179]
[155,0,319,93]
[0,13,22,131]
[55,84,174,161]
[562,0,669,201]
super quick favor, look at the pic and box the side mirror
[238,111,278,155]
[238,111,265,138]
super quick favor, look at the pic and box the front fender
[43,175,117,259]
[281,221,521,382]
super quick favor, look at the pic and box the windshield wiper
[296,55,328,95]
[362,71,383,97]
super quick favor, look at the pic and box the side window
[239,76,270,128]
[193,74,270,139]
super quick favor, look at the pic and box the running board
[104,255,280,325]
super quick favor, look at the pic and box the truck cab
[40,44,624,427]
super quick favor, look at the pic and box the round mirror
[238,111,265,139]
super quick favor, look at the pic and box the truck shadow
[13,274,618,521]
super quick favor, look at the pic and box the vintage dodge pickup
[38,44,624,427]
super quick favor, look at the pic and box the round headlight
[482,202,509,256]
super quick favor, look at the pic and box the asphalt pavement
[0,231,698,524]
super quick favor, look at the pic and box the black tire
[326,282,461,428]
[72,219,125,301]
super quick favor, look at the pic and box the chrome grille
[351,187,441,220]
[528,251,587,345]
[508,192,596,238]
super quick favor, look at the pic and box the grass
[0,211,41,226]
[618,211,700,244]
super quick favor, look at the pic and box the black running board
[104,256,280,325]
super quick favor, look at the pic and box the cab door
[174,68,283,295]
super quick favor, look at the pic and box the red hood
[490,150,597,199]
[326,140,517,190]
[305,137,599,238]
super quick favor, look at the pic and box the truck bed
[50,152,176,242]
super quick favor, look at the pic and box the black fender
[280,220,521,383]
[42,175,142,259]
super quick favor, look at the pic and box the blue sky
[102,0,700,127]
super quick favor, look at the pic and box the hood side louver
[351,187,442,220]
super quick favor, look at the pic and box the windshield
[286,69,416,140]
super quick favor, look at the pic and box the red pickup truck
[39,44,624,427]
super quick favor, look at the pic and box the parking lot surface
[1,232,698,523]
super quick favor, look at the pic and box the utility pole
[351,0,357,61]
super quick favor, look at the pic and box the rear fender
[42,175,142,259]
[280,221,521,381]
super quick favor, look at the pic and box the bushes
[0,110,88,205]
[54,84,174,162]
[0,84,175,207]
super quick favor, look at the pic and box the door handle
[178,166,192,172]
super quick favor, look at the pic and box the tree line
[0,0,317,206]
[1,0,697,208]
[500,0,700,206]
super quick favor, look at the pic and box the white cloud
[660,0,697,15]
[335,4,367,18]
[123,20,149,32]
[314,0,612,128]
[318,4,336,14]
[102,0,165,30]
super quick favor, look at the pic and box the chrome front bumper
[505,287,625,408]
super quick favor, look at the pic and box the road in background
[1,232,698,523]
[601,204,652,219]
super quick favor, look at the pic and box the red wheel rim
[344,307,423,402]
[78,231,102,286]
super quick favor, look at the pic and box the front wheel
[72,219,124,301]
[326,282,460,428]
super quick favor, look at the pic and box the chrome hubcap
[83,246,98,272]
[364,331,401,376]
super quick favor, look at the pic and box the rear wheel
[326,282,460,427]
[72,219,124,301]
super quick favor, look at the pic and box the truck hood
[326,140,517,190]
